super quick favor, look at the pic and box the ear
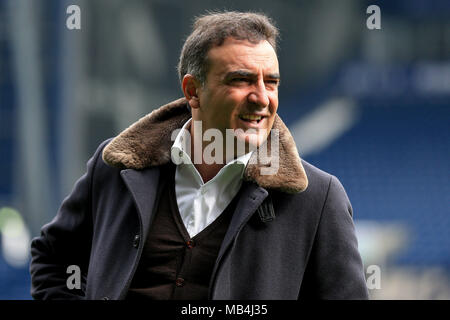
[182,74,201,109]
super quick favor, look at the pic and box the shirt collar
[171,118,193,165]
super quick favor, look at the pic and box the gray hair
[177,11,279,85]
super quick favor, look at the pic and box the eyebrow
[224,70,281,80]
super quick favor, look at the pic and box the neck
[188,121,224,183]
[194,162,225,183]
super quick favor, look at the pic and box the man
[30,11,369,300]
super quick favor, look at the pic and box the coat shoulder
[300,159,334,193]
[91,138,115,171]
[88,138,123,182]
[299,159,353,217]
[292,159,351,214]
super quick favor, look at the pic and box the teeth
[241,114,262,121]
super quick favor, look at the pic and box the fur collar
[102,98,308,193]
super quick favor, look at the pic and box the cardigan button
[186,239,195,249]
[175,277,185,287]
[133,234,140,248]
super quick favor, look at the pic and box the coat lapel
[209,181,268,297]
[120,167,161,241]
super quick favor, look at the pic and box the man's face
[194,37,280,151]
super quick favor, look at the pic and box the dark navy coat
[30,99,369,300]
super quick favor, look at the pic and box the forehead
[206,38,279,77]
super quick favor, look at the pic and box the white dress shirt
[170,118,252,237]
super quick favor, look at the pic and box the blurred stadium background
[0,0,449,299]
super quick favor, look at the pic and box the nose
[247,79,269,108]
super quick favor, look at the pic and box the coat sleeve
[29,140,109,300]
[299,175,369,299]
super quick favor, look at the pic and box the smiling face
[186,37,280,155]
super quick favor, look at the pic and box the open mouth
[238,114,266,124]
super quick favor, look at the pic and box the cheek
[222,93,242,119]
[211,88,238,110]
[210,100,238,128]
[269,93,279,112]
[268,97,278,122]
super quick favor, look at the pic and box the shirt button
[179,150,183,158]
[175,277,185,287]
[186,239,195,249]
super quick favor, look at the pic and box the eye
[265,79,280,88]
[266,79,279,85]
